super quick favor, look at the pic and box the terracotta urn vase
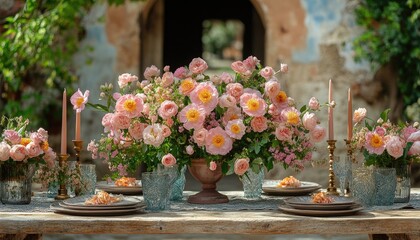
[187,158,229,204]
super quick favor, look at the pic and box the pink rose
[158,100,179,119]
[302,112,318,131]
[174,67,188,79]
[408,141,420,156]
[265,80,281,99]
[163,65,170,72]
[234,158,249,176]
[4,130,21,145]
[144,65,160,80]
[275,124,293,141]
[226,83,244,100]
[243,56,259,70]
[219,94,237,108]
[161,125,172,138]
[189,57,208,74]
[0,142,11,161]
[118,73,138,88]
[308,97,320,110]
[209,161,217,171]
[140,80,150,89]
[10,145,27,161]
[353,108,367,123]
[220,72,233,84]
[43,147,57,168]
[385,136,404,159]
[231,61,252,78]
[259,66,275,80]
[161,72,174,87]
[143,103,150,116]
[251,116,268,132]
[111,113,131,129]
[193,128,208,147]
[310,125,326,142]
[186,145,194,155]
[26,142,42,158]
[70,89,90,112]
[161,153,177,167]
[375,126,386,136]
[143,124,165,147]
[102,113,114,131]
[210,75,222,85]
[128,122,147,140]
[280,63,288,73]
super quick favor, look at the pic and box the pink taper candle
[75,111,81,141]
[61,89,67,154]
[347,88,353,140]
[328,79,334,140]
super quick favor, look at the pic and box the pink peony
[270,91,289,109]
[189,57,208,74]
[408,141,420,156]
[4,130,21,145]
[240,93,267,117]
[280,107,301,125]
[158,100,179,119]
[111,113,131,129]
[265,80,281,99]
[385,136,404,159]
[178,104,206,130]
[161,72,174,87]
[219,94,237,109]
[353,108,367,123]
[308,97,320,110]
[310,125,326,142]
[205,127,233,155]
[186,145,194,155]
[70,89,90,112]
[143,124,165,147]
[222,107,242,126]
[10,144,27,161]
[225,119,246,140]
[173,66,188,79]
[144,65,160,80]
[251,116,268,133]
[234,158,249,175]
[275,124,293,141]
[161,153,177,167]
[226,83,244,101]
[189,82,219,114]
[193,128,208,147]
[364,132,386,155]
[220,72,233,84]
[209,161,217,171]
[179,77,197,96]
[259,66,275,80]
[0,142,11,161]
[26,142,42,158]
[118,73,138,88]
[302,112,318,131]
[115,94,144,118]
[128,122,147,140]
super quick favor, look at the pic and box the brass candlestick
[55,154,70,200]
[72,140,84,164]
[326,140,339,196]
[344,139,354,197]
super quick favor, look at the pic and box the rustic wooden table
[1,190,419,240]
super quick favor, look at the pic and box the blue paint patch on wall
[292,0,346,63]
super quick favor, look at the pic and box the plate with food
[262,176,321,196]
[51,202,145,216]
[96,177,142,195]
[278,204,363,217]
[62,190,139,208]
[284,192,357,210]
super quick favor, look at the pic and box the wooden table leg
[0,234,42,240]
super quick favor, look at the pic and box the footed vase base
[187,189,229,204]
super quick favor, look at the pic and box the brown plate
[262,181,321,196]
[51,202,145,216]
[278,204,363,217]
[96,181,142,195]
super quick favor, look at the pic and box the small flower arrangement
[0,116,57,167]
[87,56,326,178]
[351,108,420,168]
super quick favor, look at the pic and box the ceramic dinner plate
[278,204,364,217]
[63,195,140,208]
[284,196,357,210]
[51,202,145,216]
[262,180,321,196]
[96,180,142,195]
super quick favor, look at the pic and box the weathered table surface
[1,190,419,239]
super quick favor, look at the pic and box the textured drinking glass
[142,172,171,211]
[351,167,375,207]
[333,156,351,196]
[242,168,264,199]
[394,164,410,203]
[80,164,97,195]
[0,163,35,204]
[374,167,397,206]
[170,165,187,201]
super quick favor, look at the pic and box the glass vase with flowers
[0,116,57,204]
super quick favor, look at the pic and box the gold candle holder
[72,140,84,164]
[55,154,70,200]
[326,140,339,196]
[344,139,353,197]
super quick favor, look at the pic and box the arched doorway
[140,0,266,73]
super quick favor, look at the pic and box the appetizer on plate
[277,176,301,188]
[114,177,138,187]
[84,190,123,205]
[311,192,333,204]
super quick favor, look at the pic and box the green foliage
[352,0,420,120]
[202,20,239,57]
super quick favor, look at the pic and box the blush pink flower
[265,80,281,99]
[186,145,194,155]
[209,161,217,171]
[26,142,42,158]
[408,141,420,156]
[0,142,11,161]
[174,66,188,79]
[179,77,197,96]
[281,107,301,125]
[43,147,56,168]
[353,108,367,123]
[251,116,268,133]
[10,145,27,161]
[385,136,404,159]
[280,63,288,73]
[161,72,174,87]
[308,97,320,110]
[143,124,165,147]
[222,107,242,126]
[111,113,131,129]
[310,125,326,142]
[240,93,266,117]
[144,65,160,80]
[408,131,420,142]
[190,82,219,114]
[205,127,233,155]
[118,73,138,88]
[275,124,293,141]
[403,127,417,141]
[158,100,179,119]
[259,66,275,80]
[270,91,289,109]
[161,153,177,167]
[243,56,259,70]
[302,112,318,131]
[128,122,147,140]
[70,89,90,112]
[219,94,237,108]
[189,57,208,74]
[231,61,252,78]
[115,94,144,118]
[220,72,233,84]
[178,104,206,130]
[4,130,21,145]
[193,128,208,147]
[102,113,114,131]
[161,125,171,138]
[374,126,386,136]
[234,158,249,176]
[226,83,244,101]
[365,132,386,155]
[225,119,246,140]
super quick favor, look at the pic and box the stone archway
[139,0,266,73]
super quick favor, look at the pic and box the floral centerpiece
[351,108,420,168]
[87,56,326,180]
